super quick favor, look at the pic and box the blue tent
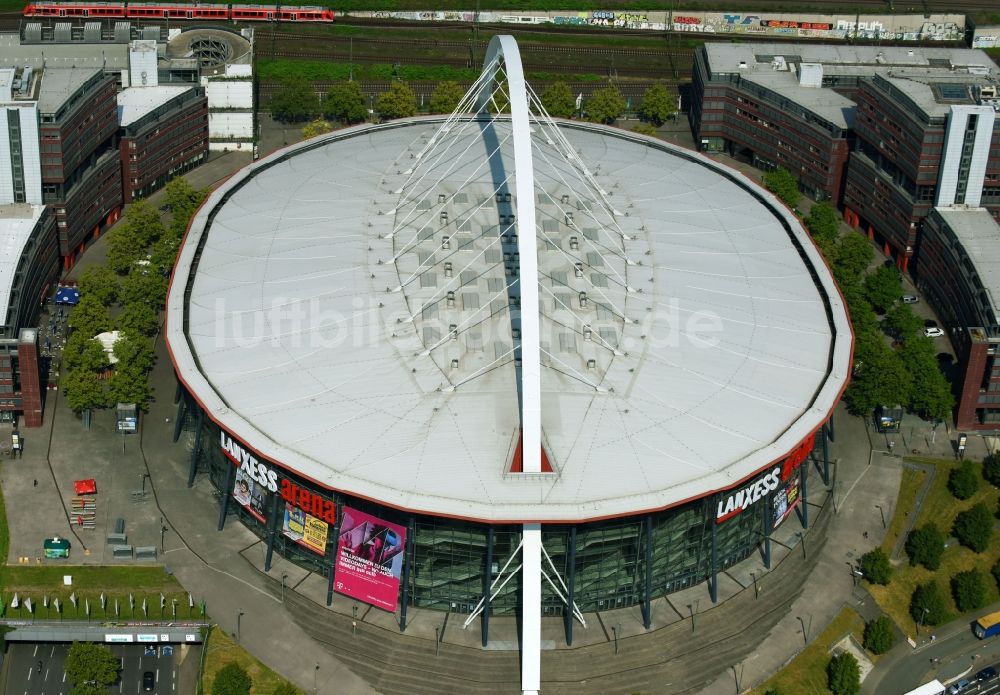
[54,287,80,305]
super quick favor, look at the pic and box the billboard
[282,502,330,555]
[334,507,406,611]
[771,468,801,529]
[233,465,268,523]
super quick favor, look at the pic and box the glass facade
[182,397,816,620]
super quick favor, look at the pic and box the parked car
[977,666,998,682]
[143,671,154,691]
[925,327,945,338]
[902,295,919,303]
[949,678,971,694]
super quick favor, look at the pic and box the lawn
[866,457,1000,638]
[202,626,305,695]
[751,607,867,695]
[880,465,927,556]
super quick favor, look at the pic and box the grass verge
[751,606,866,695]
[879,464,927,556]
[866,456,1000,637]
[202,625,305,695]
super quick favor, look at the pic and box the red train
[22,2,334,22]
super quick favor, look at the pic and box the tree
[862,615,895,655]
[64,335,111,375]
[119,271,167,310]
[64,368,109,413]
[377,81,417,121]
[805,201,839,254]
[948,460,980,500]
[150,235,181,277]
[909,581,949,627]
[899,336,954,420]
[860,547,892,585]
[864,264,902,314]
[112,330,156,373]
[125,199,166,249]
[843,338,912,416]
[884,303,924,342]
[585,84,626,125]
[164,176,204,216]
[301,118,333,139]
[905,522,946,570]
[68,294,111,338]
[953,502,993,552]
[993,559,1000,591]
[985,454,1000,487]
[631,123,658,137]
[108,363,151,408]
[540,81,576,118]
[117,302,159,338]
[77,265,118,306]
[269,79,320,123]
[323,81,368,124]
[951,568,989,612]
[762,167,800,210]
[106,220,147,274]
[65,642,119,688]
[826,652,860,695]
[832,233,874,280]
[637,83,676,126]
[212,662,252,695]
[428,80,465,114]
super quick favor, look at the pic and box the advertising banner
[282,503,330,555]
[771,468,801,529]
[334,507,406,611]
[233,465,268,523]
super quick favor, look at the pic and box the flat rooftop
[117,85,193,126]
[35,66,103,113]
[0,33,128,71]
[166,118,851,522]
[0,204,45,328]
[934,207,1000,324]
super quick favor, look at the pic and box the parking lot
[4,642,188,694]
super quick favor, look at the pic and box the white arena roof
[167,112,850,523]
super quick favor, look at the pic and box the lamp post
[797,615,811,645]
[314,663,319,695]
[875,504,886,529]
[281,573,288,603]
[611,624,619,655]
[237,609,244,643]
[750,571,758,599]
[160,524,167,553]
[917,607,929,636]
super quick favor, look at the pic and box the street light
[750,571,758,599]
[314,663,319,695]
[917,607,929,635]
[688,599,700,633]
[160,524,168,553]
[281,573,288,603]
[611,624,619,655]
[875,504,886,529]
[237,609,244,642]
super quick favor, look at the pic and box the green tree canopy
[883,303,924,342]
[862,615,895,655]
[377,81,417,121]
[125,200,166,249]
[951,568,989,612]
[948,460,980,500]
[805,201,839,254]
[992,559,1000,591]
[428,80,466,114]
[108,362,151,408]
[65,641,119,688]
[843,339,912,416]
[301,119,333,139]
[323,81,368,124]
[905,522,946,570]
[212,662,253,695]
[119,271,168,311]
[68,294,112,338]
[898,336,954,420]
[117,302,160,338]
[150,235,181,277]
[953,502,993,552]
[985,454,1000,487]
[64,368,110,413]
[832,233,874,280]
[106,220,147,275]
[637,83,676,126]
[864,264,902,314]
[269,79,320,123]
[164,176,205,217]
[585,84,626,125]
[826,652,860,695]
[762,167,800,210]
[112,330,156,373]
[860,547,892,585]
[909,581,949,627]
[64,336,111,374]
[77,265,118,306]
[540,81,576,118]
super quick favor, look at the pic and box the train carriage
[24,2,333,22]
[23,1,126,17]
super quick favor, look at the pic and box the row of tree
[271,78,676,127]
[63,178,207,417]
[762,167,954,421]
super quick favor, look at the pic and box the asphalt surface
[5,643,180,695]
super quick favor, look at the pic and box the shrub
[992,559,1000,591]
[859,547,892,585]
[862,615,895,655]
[953,503,994,553]
[904,522,945,570]
[762,167,800,210]
[827,652,861,695]
[211,662,252,695]
[909,581,949,627]
[951,569,989,612]
[948,460,980,500]
[984,454,1000,487]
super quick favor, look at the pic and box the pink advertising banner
[334,507,407,611]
